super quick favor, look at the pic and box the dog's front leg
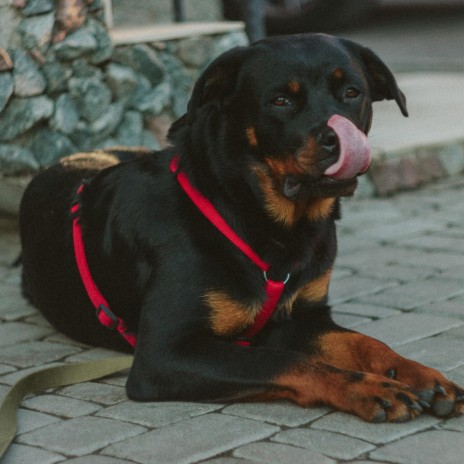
[126,331,429,423]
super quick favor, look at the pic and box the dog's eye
[272,96,292,107]
[344,88,360,99]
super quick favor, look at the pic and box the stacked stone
[0,0,247,176]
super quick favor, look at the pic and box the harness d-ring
[263,271,291,285]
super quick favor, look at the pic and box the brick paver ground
[1,177,464,463]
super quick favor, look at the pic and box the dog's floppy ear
[341,39,408,117]
[187,46,251,124]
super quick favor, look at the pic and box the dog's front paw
[340,373,427,423]
[386,360,464,418]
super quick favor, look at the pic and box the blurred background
[111,0,464,72]
[107,0,464,196]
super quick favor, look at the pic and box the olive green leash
[0,355,133,458]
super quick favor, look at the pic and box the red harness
[71,184,137,348]
[71,157,290,348]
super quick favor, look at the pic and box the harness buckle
[96,304,119,330]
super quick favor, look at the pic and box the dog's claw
[454,388,464,402]
[435,382,447,396]
[378,398,392,409]
[418,399,431,409]
[410,401,423,413]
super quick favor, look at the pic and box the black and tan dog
[20,34,463,422]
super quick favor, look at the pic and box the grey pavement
[2,4,464,464]
[1,175,464,464]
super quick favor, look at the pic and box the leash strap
[71,184,137,348]
[0,356,133,458]
[170,156,289,346]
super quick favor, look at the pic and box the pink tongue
[324,115,372,180]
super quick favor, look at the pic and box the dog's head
[169,34,407,224]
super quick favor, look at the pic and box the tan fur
[251,164,298,227]
[246,127,258,147]
[251,163,336,227]
[333,67,344,80]
[205,290,260,336]
[295,138,319,175]
[283,269,332,314]
[306,197,336,222]
[288,80,301,94]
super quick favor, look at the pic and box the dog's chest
[205,269,332,337]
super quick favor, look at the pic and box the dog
[20,33,463,422]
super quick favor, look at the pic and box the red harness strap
[170,156,290,346]
[71,157,289,349]
[71,184,137,348]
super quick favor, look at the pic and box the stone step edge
[109,22,245,46]
[1,138,464,216]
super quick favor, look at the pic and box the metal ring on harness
[263,271,291,285]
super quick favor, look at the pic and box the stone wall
[0,0,247,213]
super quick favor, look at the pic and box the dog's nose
[317,127,339,154]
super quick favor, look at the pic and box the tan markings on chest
[283,269,332,314]
[205,269,332,335]
[205,290,261,336]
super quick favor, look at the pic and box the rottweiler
[20,33,464,422]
